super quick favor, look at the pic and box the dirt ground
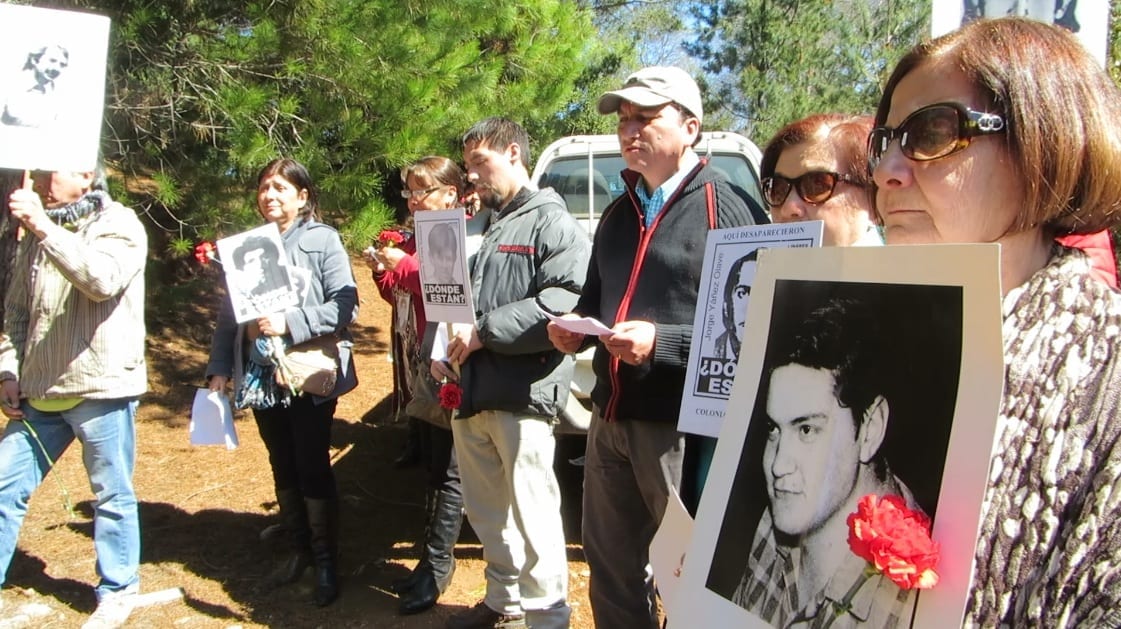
[0,258,593,628]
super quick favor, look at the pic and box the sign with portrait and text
[678,221,823,438]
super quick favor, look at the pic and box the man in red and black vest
[548,67,762,628]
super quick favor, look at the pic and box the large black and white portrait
[708,281,961,627]
[671,245,1006,629]
[0,5,110,172]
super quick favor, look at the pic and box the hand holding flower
[377,230,405,248]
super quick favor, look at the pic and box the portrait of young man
[713,250,759,362]
[705,281,963,629]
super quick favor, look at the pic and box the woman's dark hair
[401,156,467,196]
[257,158,318,218]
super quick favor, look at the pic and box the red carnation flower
[438,381,462,410]
[194,241,216,266]
[847,494,940,590]
[378,230,405,248]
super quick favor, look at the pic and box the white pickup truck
[532,132,767,433]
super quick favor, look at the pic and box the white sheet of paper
[650,487,693,621]
[430,323,450,362]
[542,309,613,336]
[190,388,238,449]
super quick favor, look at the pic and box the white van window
[541,153,764,219]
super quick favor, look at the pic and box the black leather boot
[305,497,339,607]
[270,488,312,586]
[399,489,464,614]
[390,490,436,595]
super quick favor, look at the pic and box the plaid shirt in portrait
[731,508,916,629]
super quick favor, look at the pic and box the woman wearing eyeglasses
[760,114,881,247]
[871,17,1121,626]
[366,155,470,615]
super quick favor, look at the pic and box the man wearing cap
[0,169,147,628]
[547,67,762,628]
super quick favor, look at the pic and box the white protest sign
[672,245,1005,629]
[216,223,299,323]
[678,221,823,438]
[414,208,476,325]
[0,5,110,172]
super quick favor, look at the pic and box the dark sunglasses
[867,102,1006,168]
[761,171,859,207]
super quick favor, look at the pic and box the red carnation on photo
[847,494,940,590]
[378,230,405,249]
[193,241,216,266]
[438,381,462,410]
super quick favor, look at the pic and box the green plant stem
[21,420,76,519]
[822,564,878,629]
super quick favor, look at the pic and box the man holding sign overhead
[0,169,147,628]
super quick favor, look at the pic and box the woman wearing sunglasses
[366,155,470,615]
[871,17,1121,626]
[760,114,882,247]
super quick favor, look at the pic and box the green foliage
[13,0,602,258]
[686,0,929,144]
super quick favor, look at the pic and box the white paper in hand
[190,388,238,449]
[541,309,614,336]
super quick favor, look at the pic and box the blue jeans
[0,398,140,600]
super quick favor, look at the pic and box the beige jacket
[0,200,148,400]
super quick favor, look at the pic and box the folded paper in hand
[542,310,614,336]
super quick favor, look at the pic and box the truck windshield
[538,153,765,222]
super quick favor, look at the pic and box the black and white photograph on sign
[414,207,475,325]
[215,223,299,323]
[709,281,961,628]
[932,0,1108,66]
[678,221,823,438]
[0,4,110,172]
[671,245,1006,629]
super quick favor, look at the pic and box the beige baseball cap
[597,66,703,123]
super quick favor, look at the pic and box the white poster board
[0,4,110,172]
[679,221,823,438]
[215,223,299,323]
[414,208,476,325]
[932,0,1109,67]
[672,245,1005,629]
